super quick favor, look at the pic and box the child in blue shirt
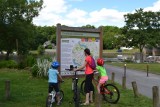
[48,61,63,105]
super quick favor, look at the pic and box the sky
[33,0,160,28]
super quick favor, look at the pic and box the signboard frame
[56,23,103,76]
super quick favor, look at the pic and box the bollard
[122,76,126,89]
[124,64,126,77]
[111,72,115,83]
[153,86,160,107]
[147,64,149,77]
[131,81,139,97]
[5,80,10,99]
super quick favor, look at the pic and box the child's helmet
[97,58,104,66]
[51,61,60,68]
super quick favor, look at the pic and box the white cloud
[33,0,160,27]
[144,0,160,12]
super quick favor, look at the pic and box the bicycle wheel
[59,90,64,101]
[55,90,64,102]
[80,80,95,96]
[46,95,52,107]
[74,87,80,107]
[102,84,120,104]
[80,80,85,95]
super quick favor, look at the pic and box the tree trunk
[5,50,11,60]
[140,47,143,63]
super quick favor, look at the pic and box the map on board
[72,41,99,67]
[61,38,99,75]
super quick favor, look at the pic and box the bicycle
[65,68,83,107]
[80,72,120,104]
[46,82,64,107]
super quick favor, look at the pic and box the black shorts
[48,83,59,93]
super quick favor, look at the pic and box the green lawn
[107,63,160,74]
[0,69,152,107]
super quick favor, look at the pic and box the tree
[102,26,121,49]
[81,24,95,28]
[122,8,160,62]
[0,0,43,60]
[30,26,56,50]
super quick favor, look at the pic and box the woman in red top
[74,48,94,105]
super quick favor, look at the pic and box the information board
[56,24,103,76]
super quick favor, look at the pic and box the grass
[0,69,152,107]
[107,62,160,74]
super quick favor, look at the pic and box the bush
[37,45,45,55]
[18,61,26,69]
[0,60,18,68]
[46,44,52,49]
[25,55,36,67]
[31,65,38,77]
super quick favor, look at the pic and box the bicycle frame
[92,75,110,94]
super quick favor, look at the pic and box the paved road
[106,65,160,99]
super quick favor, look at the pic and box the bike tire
[102,84,120,104]
[80,80,95,96]
[59,90,64,101]
[46,96,52,107]
[80,80,86,95]
[74,87,80,107]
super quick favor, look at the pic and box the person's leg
[83,75,90,104]
[97,83,101,94]
[48,83,53,96]
[85,93,90,104]
[53,83,61,105]
[88,73,94,102]
[89,91,93,102]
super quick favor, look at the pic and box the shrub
[18,61,26,69]
[31,65,38,77]
[25,55,36,67]
[0,60,18,68]
[46,44,52,49]
[37,45,45,55]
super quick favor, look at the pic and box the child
[48,61,63,105]
[95,58,108,94]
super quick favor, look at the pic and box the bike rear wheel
[55,90,64,102]
[102,84,120,104]
[80,80,95,96]
[59,90,64,101]
[46,95,52,107]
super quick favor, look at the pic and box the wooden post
[147,64,149,77]
[5,80,10,99]
[124,64,126,77]
[95,92,102,107]
[111,72,115,83]
[132,81,139,97]
[122,76,126,89]
[153,86,160,107]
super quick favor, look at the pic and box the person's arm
[74,61,87,72]
[57,73,63,81]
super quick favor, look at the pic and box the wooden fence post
[111,72,115,83]
[131,81,139,97]
[95,92,102,107]
[147,64,149,77]
[153,86,160,107]
[122,76,126,89]
[5,80,10,99]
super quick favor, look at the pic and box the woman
[74,48,94,105]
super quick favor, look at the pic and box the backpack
[88,56,96,70]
